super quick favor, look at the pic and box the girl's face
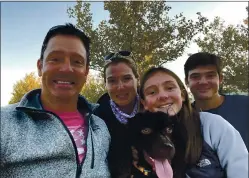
[141,71,185,116]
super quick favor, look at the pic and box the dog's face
[128,111,176,161]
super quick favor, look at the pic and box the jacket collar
[16,89,99,113]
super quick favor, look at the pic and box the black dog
[127,111,176,177]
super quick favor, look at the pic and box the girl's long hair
[140,66,203,178]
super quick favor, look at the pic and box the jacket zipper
[17,108,83,178]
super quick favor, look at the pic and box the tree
[80,73,105,103]
[9,71,105,104]
[67,1,208,75]
[9,72,41,104]
[195,13,248,94]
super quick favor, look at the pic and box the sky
[1,1,248,106]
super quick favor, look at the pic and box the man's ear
[219,74,223,84]
[85,66,90,76]
[37,59,43,77]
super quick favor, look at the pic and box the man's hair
[40,23,91,66]
[184,52,222,78]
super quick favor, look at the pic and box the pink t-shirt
[45,108,87,163]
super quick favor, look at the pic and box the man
[0,23,110,177]
[184,52,248,149]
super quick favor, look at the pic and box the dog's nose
[159,134,174,148]
[163,142,174,148]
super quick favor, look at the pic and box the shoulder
[94,93,112,118]
[199,112,234,144]
[199,112,242,148]
[1,103,19,112]
[199,112,231,127]
[91,114,110,134]
[223,94,249,103]
[91,114,108,127]
[96,93,110,105]
[1,103,20,119]
[90,114,111,145]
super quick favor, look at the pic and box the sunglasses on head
[104,50,132,61]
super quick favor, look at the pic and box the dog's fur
[127,111,177,177]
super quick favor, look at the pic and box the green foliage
[67,1,208,75]
[80,73,106,103]
[195,14,248,94]
[8,72,105,104]
[9,72,41,104]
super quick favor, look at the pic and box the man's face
[37,35,89,100]
[186,65,222,100]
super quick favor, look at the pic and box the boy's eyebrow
[190,71,217,76]
[189,72,201,76]
[206,71,217,74]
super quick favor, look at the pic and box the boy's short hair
[184,52,222,78]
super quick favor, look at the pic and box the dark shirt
[186,141,225,178]
[193,95,249,149]
[94,93,133,178]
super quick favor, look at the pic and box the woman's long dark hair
[140,66,203,178]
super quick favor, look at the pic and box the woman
[138,66,248,178]
[94,51,141,178]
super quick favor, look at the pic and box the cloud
[203,2,247,26]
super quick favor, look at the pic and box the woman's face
[141,71,184,116]
[105,62,138,107]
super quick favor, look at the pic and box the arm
[201,112,248,178]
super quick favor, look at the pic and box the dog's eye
[166,127,172,134]
[141,128,152,134]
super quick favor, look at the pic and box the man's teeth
[57,81,72,84]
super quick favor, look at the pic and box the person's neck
[40,93,78,112]
[118,99,137,115]
[195,94,224,111]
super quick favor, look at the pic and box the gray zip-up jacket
[0,89,111,178]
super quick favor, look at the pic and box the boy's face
[185,65,223,100]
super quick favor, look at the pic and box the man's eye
[124,77,131,82]
[207,74,215,78]
[74,60,84,65]
[50,58,59,62]
[191,75,200,80]
[107,79,115,84]
[141,128,153,134]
